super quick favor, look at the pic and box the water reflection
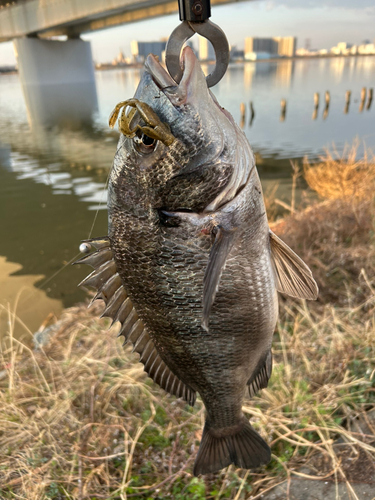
[22,81,98,129]
[367,89,373,111]
[244,60,294,88]
[275,60,294,88]
[243,63,255,88]
[0,257,62,340]
[330,57,346,81]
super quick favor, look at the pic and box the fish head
[109,47,254,215]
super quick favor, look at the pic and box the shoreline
[1,52,374,75]
[95,52,375,71]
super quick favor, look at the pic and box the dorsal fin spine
[139,339,152,363]
[131,328,147,353]
[100,287,127,319]
[114,297,132,324]
[148,354,159,375]
[75,236,196,406]
[126,320,143,344]
[152,362,163,384]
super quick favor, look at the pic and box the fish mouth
[145,47,254,212]
[145,46,207,107]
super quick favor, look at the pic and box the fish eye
[134,133,157,154]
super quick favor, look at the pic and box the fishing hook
[165,0,229,88]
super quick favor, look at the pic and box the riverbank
[1,147,374,499]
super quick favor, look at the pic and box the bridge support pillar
[13,38,97,128]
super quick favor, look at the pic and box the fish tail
[193,416,271,476]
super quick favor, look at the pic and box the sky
[0,0,374,65]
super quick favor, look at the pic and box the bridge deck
[0,0,242,43]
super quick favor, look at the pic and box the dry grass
[274,143,375,306]
[1,144,375,499]
[1,297,374,500]
[1,293,374,499]
[304,142,375,201]
[273,197,375,305]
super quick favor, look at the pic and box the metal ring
[165,20,229,88]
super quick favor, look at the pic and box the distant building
[199,37,215,61]
[274,37,297,57]
[245,37,278,56]
[161,40,197,64]
[245,52,275,61]
[117,50,126,64]
[331,42,353,55]
[131,40,166,63]
[0,65,17,73]
[245,37,296,60]
[296,48,312,56]
[296,47,327,57]
[330,41,375,55]
[230,47,244,61]
[358,43,375,54]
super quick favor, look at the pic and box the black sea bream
[75,47,318,475]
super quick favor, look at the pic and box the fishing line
[87,167,111,239]
[10,163,111,317]
[37,165,111,293]
[37,252,81,290]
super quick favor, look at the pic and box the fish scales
[76,47,318,475]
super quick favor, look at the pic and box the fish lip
[145,47,198,106]
[144,53,177,91]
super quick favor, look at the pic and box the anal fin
[74,237,196,406]
[247,351,272,398]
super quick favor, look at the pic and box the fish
[74,47,318,476]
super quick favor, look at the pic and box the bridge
[0,0,243,42]
[0,0,248,129]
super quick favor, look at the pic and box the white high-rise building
[245,37,297,60]
[198,37,215,61]
[274,37,297,57]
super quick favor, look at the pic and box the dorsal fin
[269,230,319,300]
[74,237,196,406]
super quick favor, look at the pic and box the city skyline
[0,0,374,65]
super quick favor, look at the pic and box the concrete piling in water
[13,38,98,128]
[312,92,319,120]
[344,90,351,114]
[280,99,287,122]
[359,87,367,112]
[323,91,330,120]
[366,88,373,111]
[249,101,255,126]
[240,102,246,128]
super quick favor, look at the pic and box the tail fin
[193,416,271,476]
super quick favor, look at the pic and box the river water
[0,56,374,340]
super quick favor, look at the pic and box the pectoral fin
[202,226,237,331]
[269,230,318,300]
